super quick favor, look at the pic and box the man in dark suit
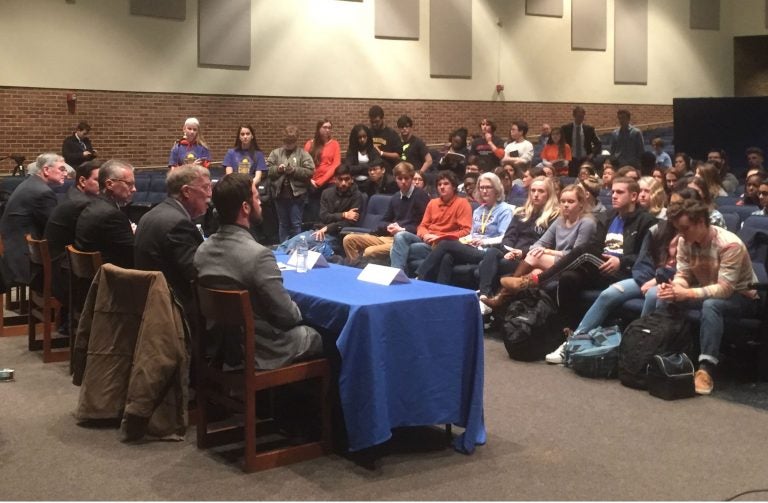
[62,121,97,169]
[561,106,602,177]
[43,160,102,306]
[75,159,136,269]
[0,152,67,285]
[134,165,210,314]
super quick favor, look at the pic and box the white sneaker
[479,299,492,316]
[545,342,567,364]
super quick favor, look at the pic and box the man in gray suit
[194,173,322,370]
[0,152,67,284]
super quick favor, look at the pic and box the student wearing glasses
[75,159,137,268]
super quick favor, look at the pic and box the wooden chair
[26,235,66,363]
[65,245,102,344]
[0,235,29,337]
[194,284,332,473]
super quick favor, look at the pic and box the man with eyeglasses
[0,152,66,285]
[75,159,137,268]
[135,165,212,316]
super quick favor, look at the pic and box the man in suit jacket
[43,160,101,304]
[75,159,136,269]
[134,165,210,315]
[561,106,602,176]
[194,173,322,370]
[62,121,97,169]
[0,152,67,284]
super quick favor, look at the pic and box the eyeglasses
[186,183,212,193]
[110,178,136,188]
[477,185,494,191]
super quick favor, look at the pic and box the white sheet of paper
[286,250,329,270]
[357,263,411,285]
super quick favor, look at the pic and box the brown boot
[479,287,514,311]
[499,273,534,294]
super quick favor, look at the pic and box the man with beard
[194,173,322,370]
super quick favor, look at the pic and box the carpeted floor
[2,332,768,501]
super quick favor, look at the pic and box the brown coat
[72,263,189,439]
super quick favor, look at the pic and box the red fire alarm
[66,92,77,114]
[495,84,504,93]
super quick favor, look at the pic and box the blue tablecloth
[279,257,486,454]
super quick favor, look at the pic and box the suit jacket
[44,187,94,261]
[0,175,58,284]
[62,133,95,168]
[194,224,321,370]
[75,195,134,269]
[134,197,203,312]
[561,122,602,158]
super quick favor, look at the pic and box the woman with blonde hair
[168,117,210,168]
[476,176,559,305]
[482,184,597,310]
[638,176,667,219]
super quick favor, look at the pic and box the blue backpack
[564,326,622,379]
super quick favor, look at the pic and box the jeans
[390,231,430,272]
[275,230,337,258]
[654,293,759,364]
[275,195,306,242]
[476,247,519,295]
[416,240,485,284]
[575,278,658,334]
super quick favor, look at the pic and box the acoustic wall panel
[614,0,647,85]
[129,0,185,20]
[765,0,768,29]
[198,0,250,68]
[526,0,563,17]
[375,0,419,39]
[571,0,606,50]
[690,0,720,30]
[430,0,472,78]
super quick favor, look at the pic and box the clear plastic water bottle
[296,234,309,273]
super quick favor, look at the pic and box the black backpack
[502,288,564,361]
[618,308,692,389]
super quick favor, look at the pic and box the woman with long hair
[304,119,341,221]
[695,161,727,199]
[305,119,341,191]
[685,176,727,228]
[482,184,597,310]
[637,176,667,219]
[416,172,513,288]
[476,176,559,303]
[540,126,572,175]
[345,124,381,180]
[222,125,267,183]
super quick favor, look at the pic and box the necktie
[574,125,584,158]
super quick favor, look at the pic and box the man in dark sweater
[275,163,363,256]
[342,161,430,262]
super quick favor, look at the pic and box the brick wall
[0,86,672,174]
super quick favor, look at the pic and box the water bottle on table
[296,234,309,273]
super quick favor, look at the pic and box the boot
[479,287,515,311]
[499,273,535,294]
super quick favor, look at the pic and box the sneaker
[478,299,492,316]
[694,369,714,395]
[545,342,567,365]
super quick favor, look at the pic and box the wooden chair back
[194,283,331,472]
[66,245,102,281]
[25,235,65,362]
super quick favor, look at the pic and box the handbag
[646,353,696,400]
